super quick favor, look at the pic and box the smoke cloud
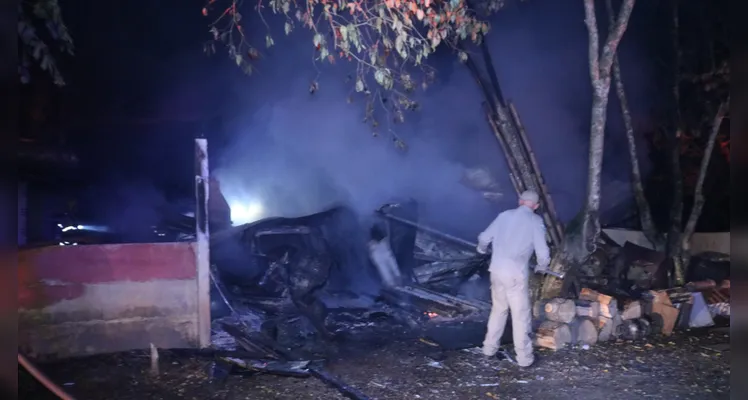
[213,1,658,237]
[63,0,662,244]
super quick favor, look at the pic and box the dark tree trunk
[677,99,729,279]
[580,0,637,256]
[667,0,686,285]
[539,0,637,299]
[605,0,663,251]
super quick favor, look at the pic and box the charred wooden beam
[221,358,312,377]
[481,102,560,247]
[378,208,477,250]
[482,103,524,196]
[382,284,490,318]
[465,53,563,249]
[508,102,564,241]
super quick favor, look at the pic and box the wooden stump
[535,298,576,323]
[534,320,571,350]
[575,300,600,318]
[569,318,598,346]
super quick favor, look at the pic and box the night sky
[22,0,729,237]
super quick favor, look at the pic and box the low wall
[19,242,201,359]
[602,229,731,255]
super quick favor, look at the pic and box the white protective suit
[477,204,550,367]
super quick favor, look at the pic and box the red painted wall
[19,243,197,310]
[18,243,201,359]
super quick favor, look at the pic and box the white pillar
[194,138,211,347]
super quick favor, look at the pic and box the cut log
[575,300,600,318]
[541,298,576,323]
[579,288,615,305]
[534,320,571,350]
[570,317,598,346]
[598,300,619,319]
[595,314,622,342]
[621,300,642,320]
[532,300,546,319]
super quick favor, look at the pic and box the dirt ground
[19,325,729,400]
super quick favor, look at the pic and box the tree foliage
[202,0,506,144]
[19,0,74,86]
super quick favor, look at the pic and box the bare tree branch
[667,0,685,284]
[605,0,662,250]
[578,0,636,256]
[681,98,729,245]
[582,0,601,83]
[598,0,636,75]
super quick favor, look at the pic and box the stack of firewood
[532,288,652,350]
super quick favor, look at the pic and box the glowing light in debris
[425,312,439,319]
[77,225,110,232]
[61,226,77,232]
[230,201,264,225]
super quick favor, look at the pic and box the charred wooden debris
[203,202,729,397]
[205,204,496,398]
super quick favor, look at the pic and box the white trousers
[482,267,534,367]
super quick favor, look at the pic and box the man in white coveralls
[476,190,550,368]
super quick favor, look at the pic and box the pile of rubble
[204,201,729,399]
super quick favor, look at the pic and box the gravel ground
[19,325,729,400]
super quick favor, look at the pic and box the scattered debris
[149,343,159,376]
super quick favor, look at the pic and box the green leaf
[374,68,393,90]
[285,22,293,35]
[458,51,468,62]
[395,34,406,59]
[266,35,275,48]
[235,54,243,66]
[374,17,383,33]
[339,25,348,41]
[348,25,361,52]
[355,78,365,92]
[313,33,324,47]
